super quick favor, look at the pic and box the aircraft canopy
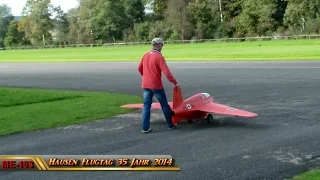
[201,93,210,99]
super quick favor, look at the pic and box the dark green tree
[20,0,55,45]
[89,0,130,42]
[0,4,14,47]
[4,20,28,47]
[53,6,69,45]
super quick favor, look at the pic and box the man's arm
[159,56,177,85]
[138,58,143,76]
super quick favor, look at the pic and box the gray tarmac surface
[0,61,320,180]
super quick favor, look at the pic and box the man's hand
[175,83,180,87]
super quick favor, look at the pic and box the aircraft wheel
[187,120,194,124]
[206,114,214,124]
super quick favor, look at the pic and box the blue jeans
[142,88,174,131]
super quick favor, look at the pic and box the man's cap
[151,38,164,45]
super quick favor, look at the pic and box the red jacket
[138,49,177,89]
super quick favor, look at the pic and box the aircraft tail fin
[173,85,183,109]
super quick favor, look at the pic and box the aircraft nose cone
[242,111,258,118]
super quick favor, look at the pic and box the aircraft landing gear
[206,114,214,124]
[187,119,194,124]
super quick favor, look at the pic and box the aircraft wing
[121,102,173,109]
[196,102,258,118]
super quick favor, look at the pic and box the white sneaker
[142,128,154,133]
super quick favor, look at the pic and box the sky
[0,0,79,16]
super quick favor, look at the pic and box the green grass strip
[290,169,320,180]
[0,39,319,62]
[0,87,142,136]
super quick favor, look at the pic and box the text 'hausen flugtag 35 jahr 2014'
[0,155,180,171]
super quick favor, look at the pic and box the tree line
[0,0,319,48]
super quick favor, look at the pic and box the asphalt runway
[0,61,320,180]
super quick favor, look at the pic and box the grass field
[291,169,320,180]
[0,87,142,136]
[0,39,320,61]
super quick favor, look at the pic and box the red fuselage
[172,93,213,122]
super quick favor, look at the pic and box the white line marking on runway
[176,67,320,69]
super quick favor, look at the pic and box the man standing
[138,38,178,133]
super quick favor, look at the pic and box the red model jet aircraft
[121,86,258,125]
